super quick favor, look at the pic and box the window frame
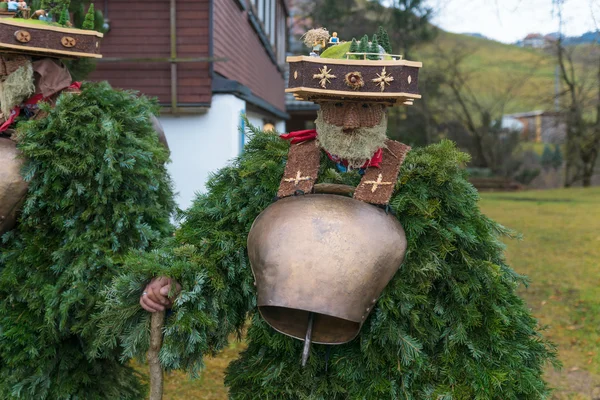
[247,0,287,71]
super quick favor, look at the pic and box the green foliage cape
[97,124,557,399]
[0,82,175,399]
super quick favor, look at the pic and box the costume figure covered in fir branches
[0,18,174,399]
[99,29,556,399]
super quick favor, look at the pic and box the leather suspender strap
[277,139,321,198]
[354,140,411,205]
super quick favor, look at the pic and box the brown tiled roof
[524,33,543,40]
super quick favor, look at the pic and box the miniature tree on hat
[368,34,379,60]
[349,37,359,59]
[82,3,95,30]
[48,0,69,21]
[358,34,369,57]
[378,25,393,54]
[58,6,69,25]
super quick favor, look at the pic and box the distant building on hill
[461,33,490,40]
[517,32,599,47]
[504,110,566,144]
[522,33,545,48]
[519,33,557,48]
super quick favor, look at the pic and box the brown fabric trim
[277,139,321,198]
[32,58,72,98]
[354,139,410,205]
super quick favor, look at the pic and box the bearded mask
[315,102,388,169]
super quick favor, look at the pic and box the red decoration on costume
[280,129,318,144]
[280,129,382,169]
[0,82,82,133]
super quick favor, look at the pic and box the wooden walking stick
[148,310,166,400]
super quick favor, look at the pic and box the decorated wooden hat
[287,29,422,106]
[0,19,102,59]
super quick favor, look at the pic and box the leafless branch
[591,0,599,32]
[553,0,600,186]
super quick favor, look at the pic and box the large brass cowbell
[247,194,407,349]
[0,138,28,236]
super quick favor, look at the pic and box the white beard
[315,110,388,168]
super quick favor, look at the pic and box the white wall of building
[159,94,285,211]
[159,94,246,211]
[247,111,287,134]
[277,120,286,133]
[245,111,265,132]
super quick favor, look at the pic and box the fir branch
[0,82,174,399]
[92,125,556,399]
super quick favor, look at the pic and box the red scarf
[280,129,383,169]
[0,82,82,133]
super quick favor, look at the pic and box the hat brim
[0,20,102,59]
[287,56,421,105]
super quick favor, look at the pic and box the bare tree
[430,41,541,173]
[553,0,600,187]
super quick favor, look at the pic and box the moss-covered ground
[139,187,600,399]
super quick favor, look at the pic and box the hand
[140,277,181,313]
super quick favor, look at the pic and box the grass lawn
[148,187,600,399]
[480,187,600,399]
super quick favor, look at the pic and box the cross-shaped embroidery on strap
[284,171,312,186]
[363,173,393,193]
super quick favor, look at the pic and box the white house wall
[159,94,285,211]
[276,120,286,133]
[245,111,287,134]
[246,111,265,132]
[159,94,246,211]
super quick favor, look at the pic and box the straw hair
[302,28,330,48]
[0,62,35,116]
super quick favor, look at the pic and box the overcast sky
[426,0,599,43]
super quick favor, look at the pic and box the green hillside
[321,30,561,116]
[413,30,559,115]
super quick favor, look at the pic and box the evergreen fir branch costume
[0,17,174,400]
[98,27,556,399]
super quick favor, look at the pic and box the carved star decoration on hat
[372,67,394,92]
[313,65,336,89]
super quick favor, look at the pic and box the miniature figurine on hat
[328,31,340,45]
[302,27,330,57]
